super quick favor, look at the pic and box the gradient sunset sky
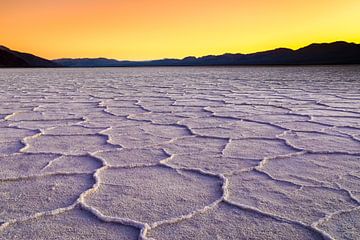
[1,0,360,60]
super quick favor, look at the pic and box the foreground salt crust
[0,66,359,239]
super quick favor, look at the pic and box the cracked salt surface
[0,66,359,239]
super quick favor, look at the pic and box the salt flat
[0,66,359,240]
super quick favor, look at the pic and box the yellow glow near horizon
[1,0,360,60]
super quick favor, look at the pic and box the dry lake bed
[0,66,360,240]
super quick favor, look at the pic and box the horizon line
[52,40,359,62]
[2,40,359,62]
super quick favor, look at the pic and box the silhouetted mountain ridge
[54,41,360,67]
[0,46,58,67]
[1,41,360,67]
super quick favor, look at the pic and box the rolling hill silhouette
[0,46,58,67]
[54,42,360,67]
[1,41,360,68]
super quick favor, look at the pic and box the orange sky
[1,0,360,60]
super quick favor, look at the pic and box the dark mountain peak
[0,46,57,67]
[248,47,293,57]
[272,47,293,53]
[0,45,10,51]
[182,56,197,61]
[299,41,359,51]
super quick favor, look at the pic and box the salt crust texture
[0,66,359,239]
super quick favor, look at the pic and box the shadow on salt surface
[291,108,360,117]
[140,123,192,139]
[1,207,139,240]
[43,125,107,136]
[280,131,360,154]
[0,153,59,178]
[228,171,358,225]
[84,166,222,223]
[128,112,185,125]
[0,153,102,179]
[103,123,192,148]
[335,126,360,137]
[188,120,285,139]
[311,116,360,128]
[94,148,168,167]
[105,106,149,117]
[0,127,38,155]
[0,127,38,142]
[3,111,79,122]
[179,116,238,129]
[208,104,290,116]
[105,128,170,148]
[99,99,139,108]
[319,100,360,109]
[162,136,228,155]
[167,154,258,175]
[8,119,83,130]
[223,138,297,160]
[262,153,360,189]
[23,134,117,155]
[275,121,331,132]
[41,155,103,174]
[318,208,360,240]
[0,174,94,221]
[243,113,310,124]
[148,202,323,240]
[172,98,225,107]
[0,141,24,155]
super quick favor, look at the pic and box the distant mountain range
[0,46,58,67]
[1,41,360,68]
